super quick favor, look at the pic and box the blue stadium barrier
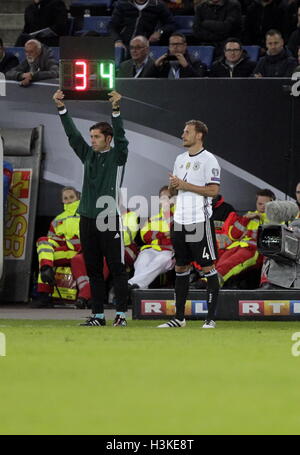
[174,16,194,35]
[6,47,25,63]
[74,15,111,35]
[242,45,260,62]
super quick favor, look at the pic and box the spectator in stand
[0,38,19,74]
[110,0,176,49]
[15,0,68,47]
[253,29,297,77]
[6,39,59,86]
[281,0,300,42]
[295,45,300,71]
[288,7,300,57]
[192,0,242,51]
[209,37,256,77]
[128,186,175,290]
[154,32,207,77]
[216,188,275,287]
[117,36,157,77]
[164,0,194,14]
[244,0,283,47]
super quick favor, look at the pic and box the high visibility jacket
[122,210,139,264]
[140,207,174,252]
[47,200,81,251]
[228,211,270,249]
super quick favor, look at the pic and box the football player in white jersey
[158,120,221,329]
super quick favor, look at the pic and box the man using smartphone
[154,32,206,78]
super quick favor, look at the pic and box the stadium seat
[114,46,124,69]
[70,0,113,16]
[74,16,111,36]
[188,46,214,68]
[174,16,194,36]
[149,46,168,60]
[6,47,25,63]
[51,47,60,62]
[242,45,260,62]
[71,0,112,7]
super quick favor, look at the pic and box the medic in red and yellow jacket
[140,206,174,252]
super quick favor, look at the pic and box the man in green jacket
[53,89,129,326]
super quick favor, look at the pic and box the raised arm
[108,91,129,165]
[53,90,90,163]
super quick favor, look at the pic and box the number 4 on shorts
[202,247,210,260]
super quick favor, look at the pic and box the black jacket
[209,51,256,77]
[110,0,176,45]
[117,56,157,77]
[16,0,68,46]
[6,45,59,81]
[244,0,283,46]
[0,51,19,74]
[287,27,300,58]
[155,51,207,77]
[193,0,242,45]
[253,48,297,77]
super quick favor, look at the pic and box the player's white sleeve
[205,155,221,185]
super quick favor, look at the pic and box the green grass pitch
[1,319,300,435]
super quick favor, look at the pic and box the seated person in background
[111,0,176,49]
[253,29,297,77]
[192,0,242,50]
[15,0,68,47]
[117,36,157,78]
[244,0,283,47]
[33,187,90,308]
[209,37,256,77]
[128,186,175,289]
[154,32,207,78]
[0,38,19,74]
[293,45,300,71]
[6,39,59,86]
[216,188,275,287]
[287,7,300,58]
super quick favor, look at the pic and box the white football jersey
[173,149,220,225]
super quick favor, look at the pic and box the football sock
[175,270,190,321]
[94,313,105,319]
[116,311,126,318]
[205,268,220,321]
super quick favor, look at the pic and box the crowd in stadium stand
[1,0,300,79]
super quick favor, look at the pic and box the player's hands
[149,31,161,43]
[53,89,65,108]
[169,173,186,190]
[108,91,121,110]
[245,212,262,220]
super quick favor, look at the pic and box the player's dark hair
[159,185,169,197]
[90,122,113,139]
[265,29,282,39]
[256,189,276,200]
[185,120,208,140]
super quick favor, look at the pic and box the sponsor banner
[141,300,208,316]
[239,300,300,316]
[4,169,31,260]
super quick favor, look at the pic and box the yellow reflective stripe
[223,251,259,282]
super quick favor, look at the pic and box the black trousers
[80,215,128,314]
